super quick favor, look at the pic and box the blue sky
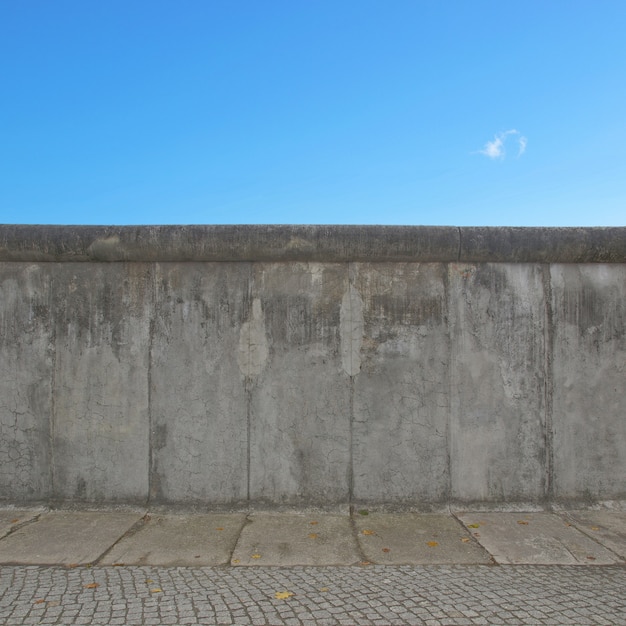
[2,1,625,226]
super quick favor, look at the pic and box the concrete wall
[1,226,624,508]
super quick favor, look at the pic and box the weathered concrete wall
[1,226,624,508]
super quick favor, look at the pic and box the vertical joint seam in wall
[443,263,453,502]
[348,263,355,507]
[542,264,555,501]
[49,272,57,500]
[457,227,462,262]
[146,265,156,506]
[246,264,253,504]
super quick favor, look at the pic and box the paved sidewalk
[0,507,624,624]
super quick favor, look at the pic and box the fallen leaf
[320,587,329,592]
[308,533,318,539]
[467,523,480,528]
[194,555,201,558]
[359,561,371,566]
[361,529,375,536]
[216,527,224,531]
[232,559,240,564]
[274,591,294,600]
[83,583,98,589]
[382,547,390,553]
[251,553,262,559]
[146,579,153,583]
[587,556,597,561]
[309,520,318,525]
[112,563,125,567]
[427,541,439,547]
[590,526,600,531]
[461,538,470,543]
[517,521,529,525]
[358,510,369,516]
[10,519,19,524]
[34,599,45,605]
[151,588,162,593]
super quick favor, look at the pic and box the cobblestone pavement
[1,564,624,625]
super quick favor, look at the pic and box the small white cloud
[477,129,527,159]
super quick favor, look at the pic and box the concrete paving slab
[562,510,626,559]
[457,512,621,564]
[0,509,44,539]
[101,513,247,566]
[353,512,492,564]
[231,513,360,566]
[0,510,143,565]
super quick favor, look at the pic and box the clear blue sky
[2,1,625,226]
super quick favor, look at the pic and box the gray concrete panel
[0,509,44,539]
[101,513,247,566]
[0,264,53,501]
[249,263,351,505]
[0,510,142,565]
[457,512,620,564]
[52,264,151,502]
[563,509,626,558]
[231,513,360,565]
[449,264,547,502]
[551,264,626,501]
[354,512,491,564]
[149,263,250,504]
[352,264,450,503]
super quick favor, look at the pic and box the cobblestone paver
[1,564,624,625]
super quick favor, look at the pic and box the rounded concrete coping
[0,225,625,263]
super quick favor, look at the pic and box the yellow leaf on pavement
[427,541,439,547]
[467,523,480,528]
[361,529,375,535]
[275,591,294,600]
[251,553,262,559]
[151,588,162,593]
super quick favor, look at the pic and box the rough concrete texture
[1,509,625,568]
[231,513,360,566]
[2,224,626,263]
[0,265,52,501]
[562,509,626,558]
[1,226,625,508]
[352,264,450,503]
[0,511,143,565]
[353,512,492,564]
[149,263,249,505]
[52,264,151,502]
[248,263,351,506]
[550,264,626,500]
[0,509,43,539]
[101,513,247,566]
[448,264,547,502]
[456,512,620,564]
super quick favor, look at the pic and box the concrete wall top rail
[1,224,625,263]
